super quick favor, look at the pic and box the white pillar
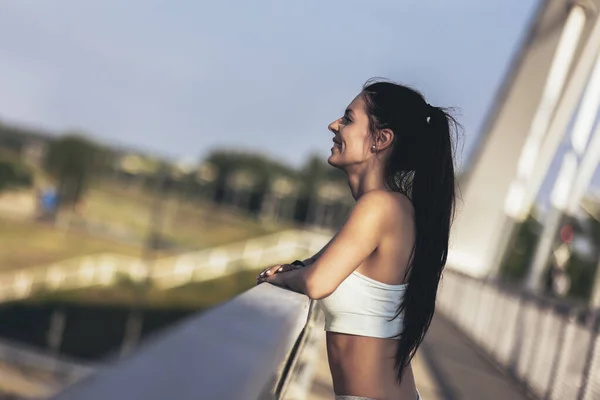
[488,6,590,278]
[520,11,600,218]
[525,49,600,292]
[451,4,589,278]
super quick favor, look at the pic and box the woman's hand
[256,263,303,285]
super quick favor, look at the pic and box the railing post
[523,299,544,388]
[275,300,318,399]
[507,291,527,378]
[576,310,598,400]
[546,309,578,400]
[47,307,66,357]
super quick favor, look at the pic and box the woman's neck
[346,164,388,200]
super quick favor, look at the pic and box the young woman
[257,79,458,400]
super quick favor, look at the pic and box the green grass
[0,218,142,271]
[27,269,264,310]
[81,182,284,250]
[0,180,288,271]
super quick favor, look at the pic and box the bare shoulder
[355,189,414,222]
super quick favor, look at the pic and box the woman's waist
[326,333,410,398]
[326,332,398,371]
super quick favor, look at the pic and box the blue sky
[0,0,540,169]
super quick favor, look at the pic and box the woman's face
[327,94,374,169]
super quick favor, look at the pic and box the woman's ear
[378,128,395,151]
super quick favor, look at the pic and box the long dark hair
[362,79,458,383]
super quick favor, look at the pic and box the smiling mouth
[332,138,342,147]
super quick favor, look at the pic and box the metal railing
[438,268,600,400]
[51,284,315,400]
[34,230,333,399]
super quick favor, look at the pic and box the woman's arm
[301,232,339,266]
[266,267,309,294]
[256,232,339,281]
[265,190,398,299]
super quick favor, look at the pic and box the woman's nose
[328,119,339,133]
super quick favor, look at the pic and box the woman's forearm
[269,268,309,295]
[269,266,330,300]
[283,268,309,294]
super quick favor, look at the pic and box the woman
[257,79,458,400]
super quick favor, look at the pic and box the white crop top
[318,270,407,339]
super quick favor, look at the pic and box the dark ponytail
[362,79,457,383]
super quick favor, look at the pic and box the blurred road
[310,313,530,400]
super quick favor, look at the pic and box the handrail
[52,284,312,400]
[438,268,600,400]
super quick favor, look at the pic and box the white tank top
[318,270,407,339]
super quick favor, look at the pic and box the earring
[371,145,376,151]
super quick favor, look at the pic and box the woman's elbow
[304,274,334,300]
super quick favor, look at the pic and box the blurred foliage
[0,218,141,270]
[206,150,297,207]
[207,150,297,182]
[0,121,50,153]
[564,214,600,301]
[500,211,600,302]
[0,119,350,211]
[44,134,104,207]
[298,153,346,195]
[499,215,541,282]
[566,254,596,301]
[203,149,349,226]
[0,157,32,191]
[206,149,346,197]
[81,180,277,251]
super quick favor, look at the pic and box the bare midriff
[326,331,417,400]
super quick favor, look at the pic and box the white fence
[438,269,600,400]
[0,229,332,399]
[0,229,332,303]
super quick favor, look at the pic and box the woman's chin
[327,154,341,168]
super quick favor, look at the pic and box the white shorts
[335,390,422,400]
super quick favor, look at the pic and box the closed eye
[341,108,354,124]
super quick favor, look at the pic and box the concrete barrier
[52,284,313,400]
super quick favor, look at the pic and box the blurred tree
[0,153,33,192]
[0,120,51,154]
[297,154,348,226]
[205,150,296,209]
[201,149,350,224]
[207,149,295,178]
[195,162,218,201]
[501,210,600,302]
[499,215,542,282]
[44,134,101,208]
[564,215,600,301]
[298,154,346,197]
[0,162,16,192]
[566,254,595,301]
[0,161,31,191]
